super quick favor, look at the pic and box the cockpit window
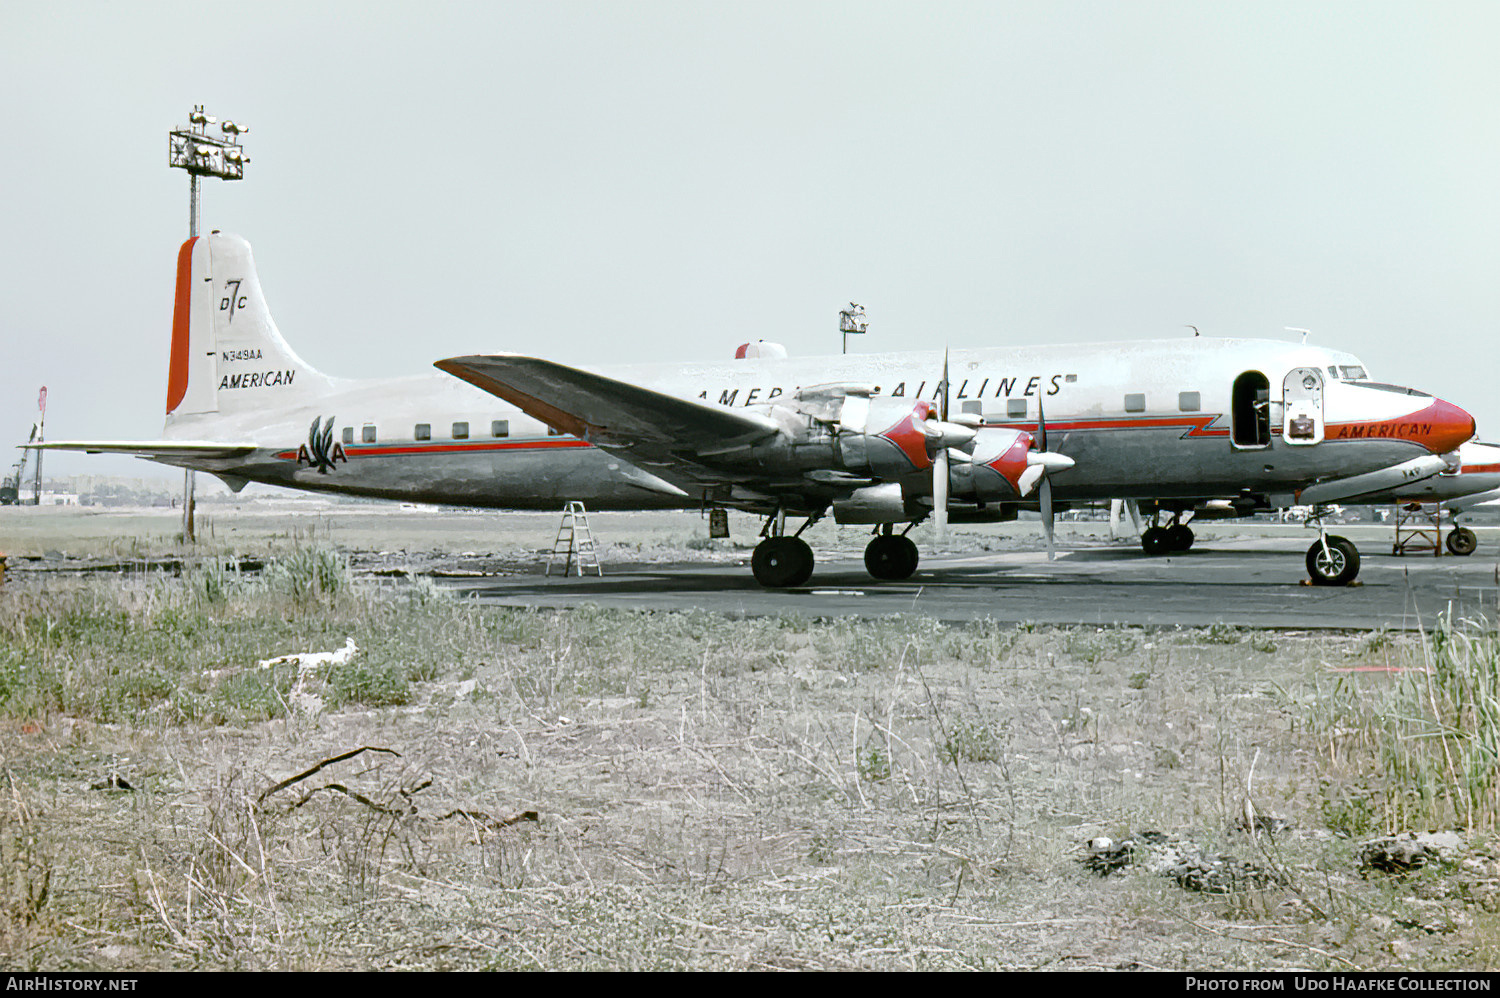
[1339,366,1367,380]
[1348,382,1431,397]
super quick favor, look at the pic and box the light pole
[839,302,867,354]
[167,106,249,541]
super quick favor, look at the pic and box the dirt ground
[1,504,1497,971]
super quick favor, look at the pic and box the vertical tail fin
[164,232,335,426]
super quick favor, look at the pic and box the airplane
[33,231,1476,590]
[1356,438,1500,556]
[1112,438,1500,559]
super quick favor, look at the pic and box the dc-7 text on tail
[36,232,1476,588]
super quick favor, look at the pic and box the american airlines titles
[219,369,296,390]
[217,348,296,391]
[697,373,1072,407]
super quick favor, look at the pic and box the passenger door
[1282,367,1324,446]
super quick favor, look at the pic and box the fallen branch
[437,808,540,829]
[256,746,402,805]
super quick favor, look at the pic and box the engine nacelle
[831,483,921,523]
[836,398,980,479]
[950,426,1034,502]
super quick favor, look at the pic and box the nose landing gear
[1304,506,1361,586]
[1447,526,1479,557]
[1306,534,1361,586]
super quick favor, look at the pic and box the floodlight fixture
[169,104,248,182]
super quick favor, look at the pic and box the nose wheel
[1447,527,1478,556]
[1306,534,1360,586]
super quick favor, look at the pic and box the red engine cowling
[837,399,982,479]
[951,427,1035,501]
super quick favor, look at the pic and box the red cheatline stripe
[993,414,1228,438]
[274,439,591,461]
[1460,464,1500,474]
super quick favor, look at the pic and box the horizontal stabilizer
[26,440,257,459]
[435,354,782,452]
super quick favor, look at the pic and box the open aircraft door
[1282,367,1325,446]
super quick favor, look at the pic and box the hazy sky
[3,1,1497,481]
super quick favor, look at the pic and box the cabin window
[491,420,509,438]
[452,422,469,439]
[1231,371,1271,447]
[1007,398,1028,419]
[342,427,353,445]
[961,400,983,416]
[1124,393,1146,413]
[414,423,431,441]
[1178,391,1201,412]
[362,425,377,443]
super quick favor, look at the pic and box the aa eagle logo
[296,415,348,473]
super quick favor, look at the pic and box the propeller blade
[933,347,951,542]
[1036,389,1047,453]
[934,446,949,543]
[1041,476,1055,561]
[940,349,950,423]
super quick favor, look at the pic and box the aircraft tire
[752,537,815,588]
[1447,527,1478,557]
[1165,524,1194,552]
[1141,526,1170,556]
[1306,535,1360,586]
[865,535,919,581]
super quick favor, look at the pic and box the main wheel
[1165,524,1194,552]
[1306,535,1360,586]
[865,534,919,581]
[1141,526,1170,556]
[752,536,815,588]
[1447,527,1478,557]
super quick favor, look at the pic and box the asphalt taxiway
[442,535,1500,631]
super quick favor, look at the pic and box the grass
[1298,612,1500,835]
[1,535,1498,969]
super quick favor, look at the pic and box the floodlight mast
[167,105,250,538]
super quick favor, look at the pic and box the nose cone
[1328,387,1476,455]
[1421,397,1477,454]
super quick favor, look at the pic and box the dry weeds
[0,560,1497,971]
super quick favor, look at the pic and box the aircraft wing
[435,354,783,486]
[26,440,258,459]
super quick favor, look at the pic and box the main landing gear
[865,524,919,581]
[750,510,817,588]
[749,514,921,588]
[1140,510,1195,556]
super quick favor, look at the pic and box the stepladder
[546,501,602,577]
[1392,501,1442,557]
